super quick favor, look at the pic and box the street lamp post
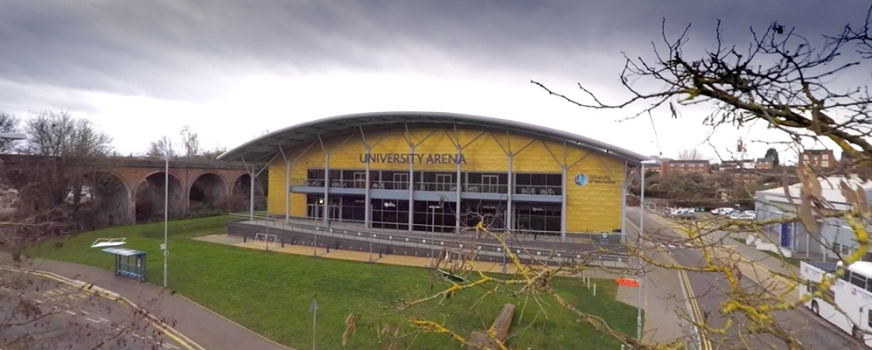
[429,204,439,267]
[163,149,170,288]
[636,159,657,343]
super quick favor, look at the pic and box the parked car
[734,212,756,220]
[670,208,696,219]
[674,210,696,219]
[710,207,735,216]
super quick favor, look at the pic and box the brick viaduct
[0,155,261,225]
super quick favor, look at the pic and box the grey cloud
[1,0,871,106]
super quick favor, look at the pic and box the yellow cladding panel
[564,153,625,233]
[289,193,306,217]
[511,137,563,172]
[461,130,507,172]
[266,163,286,216]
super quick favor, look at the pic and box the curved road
[627,207,864,350]
[0,271,184,350]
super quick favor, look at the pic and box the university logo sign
[574,173,616,186]
[574,174,587,186]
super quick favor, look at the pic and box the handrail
[291,178,561,196]
[237,214,586,239]
[228,213,628,263]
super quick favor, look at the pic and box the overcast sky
[1,0,870,162]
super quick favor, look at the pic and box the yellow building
[219,112,644,241]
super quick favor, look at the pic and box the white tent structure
[754,175,872,258]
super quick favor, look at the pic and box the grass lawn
[30,216,636,349]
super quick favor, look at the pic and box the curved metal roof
[218,111,647,164]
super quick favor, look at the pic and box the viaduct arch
[0,155,263,226]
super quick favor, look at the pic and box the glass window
[516,174,531,186]
[842,270,851,282]
[514,204,561,233]
[423,172,436,182]
[467,172,482,184]
[531,174,547,186]
[868,309,872,327]
[546,174,561,187]
[307,169,324,180]
[851,273,866,289]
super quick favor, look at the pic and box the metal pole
[285,161,291,222]
[431,207,435,267]
[636,163,646,341]
[163,152,169,288]
[501,247,506,274]
[560,166,567,242]
[249,168,255,221]
[620,160,628,245]
[369,232,373,262]
[312,301,317,350]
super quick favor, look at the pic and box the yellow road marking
[628,218,712,350]
[0,266,203,350]
[670,252,713,350]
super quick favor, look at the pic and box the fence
[228,213,630,268]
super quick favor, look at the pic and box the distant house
[800,149,836,169]
[659,159,710,175]
[754,175,872,259]
[720,158,774,170]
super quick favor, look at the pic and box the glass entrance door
[482,175,498,193]
[353,172,366,188]
[436,174,453,191]
[394,173,409,190]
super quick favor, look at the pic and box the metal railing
[229,213,629,267]
[293,178,561,197]
[514,185,561,196]
[273,214,573,239]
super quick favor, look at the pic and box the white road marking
[34,299,43,304]
[86,317,101,324]
[163,342,180,349]
[64,310,76,316]
[98,317,110,323]
[80,310,90,315]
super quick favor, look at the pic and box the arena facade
[218,112,645,241]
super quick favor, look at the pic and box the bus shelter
[101,247,146,282]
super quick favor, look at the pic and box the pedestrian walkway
[0,254,293,350]
[624,218,695,346]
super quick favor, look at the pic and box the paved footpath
[0,254,293,350]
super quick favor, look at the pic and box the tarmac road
[0,270,184,350]
[627,207,865,350]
